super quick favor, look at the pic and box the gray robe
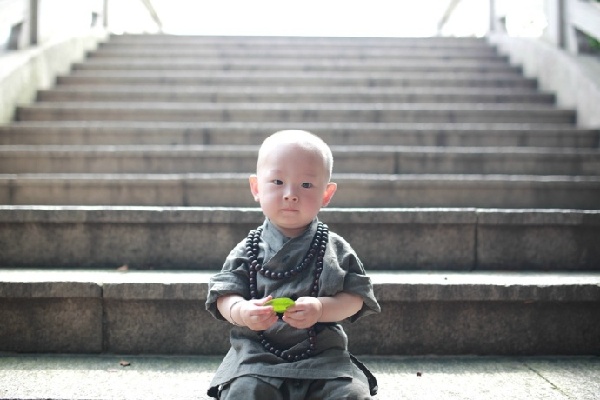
[206,218,381,394]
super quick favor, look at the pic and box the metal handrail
[439,0,600,54]
[1,0,163,51]
[437,0,462,35]
[0,0,27,50]
[2,0,597,54]
[568,0,600,38]
[566,0,600,52]
[138,0,162,32]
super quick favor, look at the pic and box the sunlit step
[1,145,598,175]
[16,103,573,124]
[37,86,554,104]
[2,122,594,148]
[1,173,598,208]
[55,70,534,88]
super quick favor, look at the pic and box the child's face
[249,142,337,238]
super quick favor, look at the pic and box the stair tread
[1,269,599,301]
[63,70,526,78]
[1,33,599,357]
[3,144,598,154]
[6,122,592,148]
[19,102,570,112]
[2,354,597,400]
[39,85,547,95]
[55,75,538,88]
[3,172,599,181]
[1,120,586,130]
[73,60,516,71]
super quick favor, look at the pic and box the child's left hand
[282,297,323,329]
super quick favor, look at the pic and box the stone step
[0,354,598,399]
[36,85,555,104]
[89,46,500,60]
[1,268,599,355]
[16,103,574,124]
[1,145,598,175]
[1,207,598,270]
[1,174,598,209]
[73,58,517,73]
[0,33,598,362]
[1,122,596,148]
[95,37,497,57]
[102,34,489,46]
[54,71,537,88]
[103,34,491,48]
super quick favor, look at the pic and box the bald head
[257,130,334,181]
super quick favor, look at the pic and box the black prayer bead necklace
[245,222,329,362]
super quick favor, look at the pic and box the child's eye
[301,182,313,188]
[272,179,283,185]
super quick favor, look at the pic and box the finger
[285,308,305,318]
[285,305,299,313]
[258,296,273,305]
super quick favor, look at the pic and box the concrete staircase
[0,34,599,357]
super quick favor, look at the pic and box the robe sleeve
[324,233,381,322]
[205,239,251,320]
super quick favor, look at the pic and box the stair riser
[1,126,596,148]
[2,151,598,175]
[37,90,553,104]
[1,208,598,270]
[89,51,501,62]
[73,61,517,73]
[102,35,489,46]
[1,297,597,355]
[16,108,573,124]
[97,37,494,47]
[1,177,599,209]
[2,178,599,208]
[54,75,536,88]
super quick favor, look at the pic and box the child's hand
[238,296,278,331]
[282,297,323,329]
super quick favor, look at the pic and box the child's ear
[249,175,260,202]
[322,182,337,207]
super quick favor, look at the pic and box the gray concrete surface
[16,102,574,124]
[488,33,600,129]
[1,122,595,148]
[1,269,599,355]
[0,31,107,124]
[1,145,598,175]
[3,174,600,208]
[0,354,598,399]
[1,207,599,270]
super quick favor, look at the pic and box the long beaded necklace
[245,222,329,362]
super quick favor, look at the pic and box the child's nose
[284,188,299,202]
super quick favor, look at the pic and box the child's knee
[219,376,282,400]
[310,377,372,400]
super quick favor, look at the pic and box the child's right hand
[237,296,278,331]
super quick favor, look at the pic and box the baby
[206,130,381,399]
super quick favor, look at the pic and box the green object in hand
[265,297,295,313]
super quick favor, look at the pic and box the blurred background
[0,0,548,50]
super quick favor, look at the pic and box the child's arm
[283,292,363,330]
[217,294,278,331]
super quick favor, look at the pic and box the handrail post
[563,0,585,54]
[29,0,39,45]
[488,0,507,35]
[103,0,109,29]
[489,0,497,34]
[541,0,565,48]
[558,0,567,49]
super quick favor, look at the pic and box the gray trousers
[218,366,372,400]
